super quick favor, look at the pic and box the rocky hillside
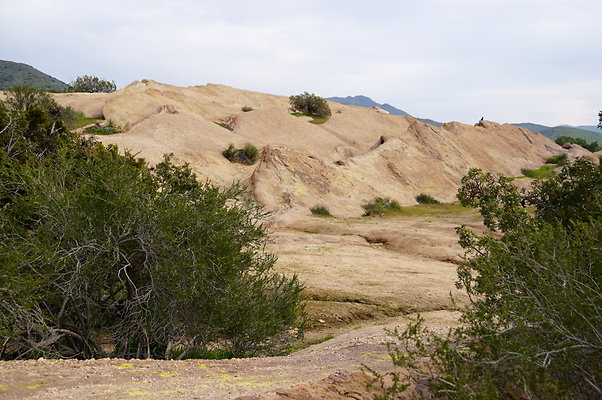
[52,80,591,221]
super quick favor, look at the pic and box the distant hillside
[327,95,442,126]
[327,95,411,116]
[0,60,66,91]
[513,122,602,144]
[576,125,601,133]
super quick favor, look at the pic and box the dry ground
[0,206,478,400]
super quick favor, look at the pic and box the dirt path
[0,311,458,400]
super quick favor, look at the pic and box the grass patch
[303,229,319,234]
[310,205,332,217]
[290,112,329,125]
[83,120,129,135]
[309,117,329,124]
[520,165,558,179]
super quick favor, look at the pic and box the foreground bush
[289,92,331,119]
[371,160,602,399]
[0,93,304,360]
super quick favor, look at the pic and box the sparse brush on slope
[223,143,259,165]
[415,193,440,204]
[310,205,332,217]
[362,197,401,216]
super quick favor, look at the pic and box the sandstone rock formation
[52,80,576,220]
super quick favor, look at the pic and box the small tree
[289,92,331,119]
[67,75,116,93]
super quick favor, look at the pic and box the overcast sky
[1,0,600,126]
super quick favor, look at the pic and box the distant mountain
[0,60,67,91]
[512,122,602,144]
[326,95,442,126]
[326,95,411,116]
[576,125,601,133]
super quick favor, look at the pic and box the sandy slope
[51,80,592,221]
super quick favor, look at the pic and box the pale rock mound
[52,80,581,219]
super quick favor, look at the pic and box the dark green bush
[415,193,440,204]
[241,105,253,112]
[0,96,304,360]
[310,205,332,217]
[66,75,116,93]
[362,197,401,216]
[289,92,331,119]
[371,161,602,399]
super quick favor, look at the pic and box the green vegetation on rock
[362,197,402,216]
[222,143,260,165]
[415,193,440,204]
[289,92,331,119]
[310,205,332,217]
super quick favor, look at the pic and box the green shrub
[371,161,602,399]
[0,98,305,360]
[241,105,253,112]
[289,92,331,119]
[310,205,332,217]
[545,153,568,165]
[222,143,259,165]
[362,197,402,216]
[415,193,440,204]
[66,75,116,93]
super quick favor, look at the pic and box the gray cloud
[1,0,600,126]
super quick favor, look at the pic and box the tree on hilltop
[289,92,331,119]
[67,75,116,93]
